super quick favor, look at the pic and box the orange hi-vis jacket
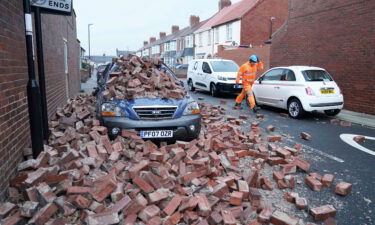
[235,61,264,85]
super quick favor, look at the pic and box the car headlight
[101,103,125,117]
[218,75,227,81]
[183,101,201,115]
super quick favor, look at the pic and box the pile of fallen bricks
[0,95,352,225]
[102,55,187,100]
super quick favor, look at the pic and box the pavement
[187,88,375,225]
[81,69,97,94]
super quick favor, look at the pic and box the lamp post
[88,23,93,76]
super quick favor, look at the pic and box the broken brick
[305,176,323,191]
[322,174,334,187]
[335,182,352,196]
[310,205,337,221]
[270,210,299,225]
[300,132,312,141]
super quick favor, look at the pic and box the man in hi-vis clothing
[234,55,264,113]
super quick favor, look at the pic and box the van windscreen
[210,61,239,72]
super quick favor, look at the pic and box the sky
[74,0,241,56]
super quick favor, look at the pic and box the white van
[187,59,241,97]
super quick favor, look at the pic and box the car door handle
[274,86,280,89]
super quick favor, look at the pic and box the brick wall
[0,0,80,200]
[217,45,270,77]
[270,0,375,115]
[240,0,289,46]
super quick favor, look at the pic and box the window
[202,62,212,74]
[186,35,193,48]
[63,40,68,74]
[262,69,284,81]
[210,61,239,72]
[207,30,211,45]
[226,24,232,41]
[302,70,333,82]
[199,33,203,46]
[215,28,220,44]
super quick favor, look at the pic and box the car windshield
[210,61,239,72]
[302,70,333,82]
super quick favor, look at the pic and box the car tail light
[305,87,315,96]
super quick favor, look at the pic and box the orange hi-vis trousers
[235,84,255,109]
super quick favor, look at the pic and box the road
[188,87,375,225]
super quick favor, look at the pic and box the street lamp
[88,23,93,76]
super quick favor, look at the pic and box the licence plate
[320,89,334,94]
[234,85,243,88]
[140,130,173,138]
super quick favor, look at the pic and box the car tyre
[210,83,219,97]
[324,109,341,116]
[188,79,195,92]
[288,98,305,119]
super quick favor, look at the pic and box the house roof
[195,0,258,33]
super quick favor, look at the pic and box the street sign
[30,0,72,14]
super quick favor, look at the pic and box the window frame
[226,24,233,41]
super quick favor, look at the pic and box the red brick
[165,212,182,225]
[293,157,310,172]
[147,216,162,225]
[139,205,161,222]
[270,210,299,225]
[2,212,25,225]
[295,197,308,210]
[67,186,92,195]
[29,203,58,225]
[335,182,352,196]
[276,148,291,159]
[87,145,99,158]
[310,205,336,221]
[221,209,236,224]
[267,136,282,142]
[300,132,312,141]
[91,177,117,202]
[150,152,164,161]
[260,177,273,190]
[20,201,39,217]
[281,164,296,174]
[0,202,16,219]
[195,193,211,216]
[305,176,323,191]
[209,211,223,224]
[149,189,170,203]
[322,174,334,187]
[238,180,249,199]
[258,205,273,223]
[72,195,91,209]
[273,171,284,181]
[86,212,120,225]
[133,176,155,193]
[163,194,182,216]
[229,191,243,206]
[353,136,365,142]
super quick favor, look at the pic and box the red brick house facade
[0,0,81,200]
[270,0,375,115]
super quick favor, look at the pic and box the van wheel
[324,109,341,116]
[210,83,219,97]
[288,98,305,119]
[188,79,195,91]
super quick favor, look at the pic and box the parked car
[187,59,241,97]
[96,64,108,83]
[252,66,344,118]
[96,62,201,141]
[175,64,188,78]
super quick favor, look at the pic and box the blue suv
[96,62,201,141]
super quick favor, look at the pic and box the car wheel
[324,109,341,116]
[210,83,219,97]
[188,79,195,91]
[288,98,305,119]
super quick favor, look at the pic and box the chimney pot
[219,0,232,11]
[143,41,148,46]
[159,32,166,39]
[149,37,156,44]
[172,25,179,34]
[190,15,200,27]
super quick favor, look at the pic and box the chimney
[171,25,179,34]
[190,15,200,27]
[149,37,156,44]
[219,0,231,11]
[143,41,148,46]
[159,32,166,39]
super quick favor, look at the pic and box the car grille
[133,106,178,120]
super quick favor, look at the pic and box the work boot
[235,103,241,107]
[252,107,258,113]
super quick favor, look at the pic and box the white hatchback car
[252,66,344,118]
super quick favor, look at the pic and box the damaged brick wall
[217,45,270,76]
[0,0,81,200]
[270,0,375,115]
[240,0,288,46]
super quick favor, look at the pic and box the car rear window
[302,70,333,82]
[210,61,239,72]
